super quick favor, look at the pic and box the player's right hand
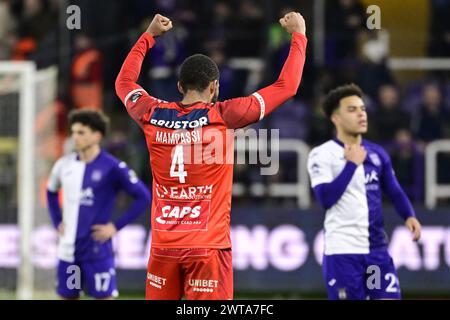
[146,14,173,37]
[344,144,367,165]
[279,12,306,35]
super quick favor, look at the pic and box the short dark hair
[68,109,109,136]
[322,83,363,119]
[179,54,220,92]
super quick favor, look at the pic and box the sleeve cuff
[343,161,358,173]
[292,32,307,42]
[113,221,123,232]
[141,32,155,48]
[404,212,416,220]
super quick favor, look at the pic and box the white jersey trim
[252,92,265,121]
[124,88,146,106]
[53,153,85,262]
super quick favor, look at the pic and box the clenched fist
[344,144,367,165]
[279,12,306,35]
[146,14,173,37]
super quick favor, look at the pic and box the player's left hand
[91,223,117,243]
[146,14,173,37]
[405,217,421,242]
[279,12,306,35]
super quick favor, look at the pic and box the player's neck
[181,91,210,105]
[78,144,101,163]
[336,131,362,145]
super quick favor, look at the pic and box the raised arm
[216,12,308,128]
[115,14,173,125]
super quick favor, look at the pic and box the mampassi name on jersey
[155,130,202,145]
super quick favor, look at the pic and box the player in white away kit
[307,84,422,300]
[47,109,151,299]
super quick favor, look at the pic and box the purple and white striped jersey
[307,138,415,255]
[47,150,151,262]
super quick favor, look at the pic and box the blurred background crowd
[1,0,450,207]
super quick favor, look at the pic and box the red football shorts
[145,247,233,300]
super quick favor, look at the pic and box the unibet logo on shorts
[154,199,210,232]
[188,278,218,293]
[147,272,167,290]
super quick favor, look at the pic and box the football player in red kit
[116,12,307,300]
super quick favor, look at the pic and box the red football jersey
[116,32,307,249]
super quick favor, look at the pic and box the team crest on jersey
[369,153,381,166]
[80,187,94,206]
[91,170,102,182]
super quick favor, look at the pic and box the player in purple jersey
[307,84,422,300]
[46,109,151,299]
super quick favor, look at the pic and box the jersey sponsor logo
[365,170,380,191]
[150,108,210,130]
[155,183,213,200]
[365,170,379,184]
[154,199,210,231]
[150,117,209,130]
[80,187,94,206]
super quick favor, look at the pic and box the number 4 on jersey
[170,145,187,183]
